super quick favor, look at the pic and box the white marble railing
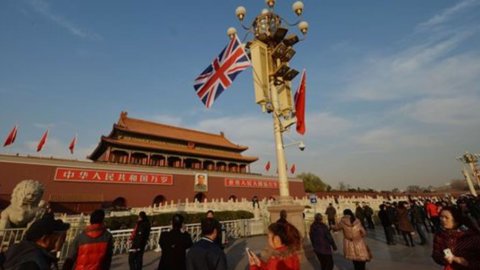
[108,219,255,255]
[56,194,419,225]
[0,218,258,260]
[127,195,412,217]
[0,228,26,248]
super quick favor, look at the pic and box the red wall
[0,157,305,211]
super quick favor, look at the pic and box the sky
[1,0,479,190]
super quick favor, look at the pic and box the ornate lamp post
[457,151,480,196]
[229,0,309,234]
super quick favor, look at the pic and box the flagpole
[270,77,290,199]
[230,1,309,237]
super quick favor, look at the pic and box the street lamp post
[456,151,480,196]
[230,0,309,235]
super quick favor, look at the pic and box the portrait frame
[194,173,208,192]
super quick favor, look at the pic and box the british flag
[194,35,251,108]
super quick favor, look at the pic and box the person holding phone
[432,206,480,269]
[247,222,301,270]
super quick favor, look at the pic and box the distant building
[0,112,305,213]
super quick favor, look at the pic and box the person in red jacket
[426,199,440,232]
[432,206,480,270]
[248,222,301,270]
[66,209,113,270]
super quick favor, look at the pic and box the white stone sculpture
[0,180,45,229]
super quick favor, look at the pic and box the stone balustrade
[55,194,415,228]
[118,194,412,221]
[0,218,259,262]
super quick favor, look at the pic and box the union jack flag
[194,35,251,108]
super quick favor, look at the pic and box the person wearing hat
[3,217,70,270]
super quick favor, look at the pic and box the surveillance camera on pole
[298,141,305,151]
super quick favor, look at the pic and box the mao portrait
[194,173,208,192]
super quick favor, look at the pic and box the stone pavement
[112,227,441,270]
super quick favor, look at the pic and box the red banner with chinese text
[54,168,173,185]
[224,178,278,189]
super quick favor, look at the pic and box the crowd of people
[1,209,151,270]
[2,194,480,270]
[346,195,480,270]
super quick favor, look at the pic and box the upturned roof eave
[112,124,249,151]
[100,137,258,163]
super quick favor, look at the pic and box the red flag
[294,69,306,135]
[290,164,296,174]
[69,135,77,154]
[3,125,18,147]
[265,161,271,172]
[37,130,48,152]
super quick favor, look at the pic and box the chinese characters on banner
[54,168,173,185]
[224,178,279,189]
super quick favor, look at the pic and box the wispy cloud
[145,112,353,167]
[353,127,441,153]
[400,96,480,126]
[308,112,352,137]
[28,0,101,40]
[417,0,480,31]
[343,30,478,101]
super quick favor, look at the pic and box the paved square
[111,227,440,269]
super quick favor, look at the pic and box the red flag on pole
[265,161,271,172]
[3,125,18,147]
[37,130,48,152]
[294,69,306,135]
[69,135,77,154]
[290,164,296,174]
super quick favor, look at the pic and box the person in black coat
[158,214,193,270]
[206,210,223,249]
[129,211,151,270]
[186,218,227,270]
[378,204,396,245]
[310,213,337,270]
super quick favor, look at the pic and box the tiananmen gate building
[0,112,305,213]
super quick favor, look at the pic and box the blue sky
[1,0,479,190]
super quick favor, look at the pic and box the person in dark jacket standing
[325,204,337,227]
[363,203,375,229]
[310,213,337,270]
[396,201,415,247]
[4,217,70,270]
[355,203,366,228]
[129,211,151,270]
[206,210,223,249]
[410,201,428,245]
[65,209,113,270]
[186,218,227,270]
[378,204,396,245]
[158,214,193,270]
